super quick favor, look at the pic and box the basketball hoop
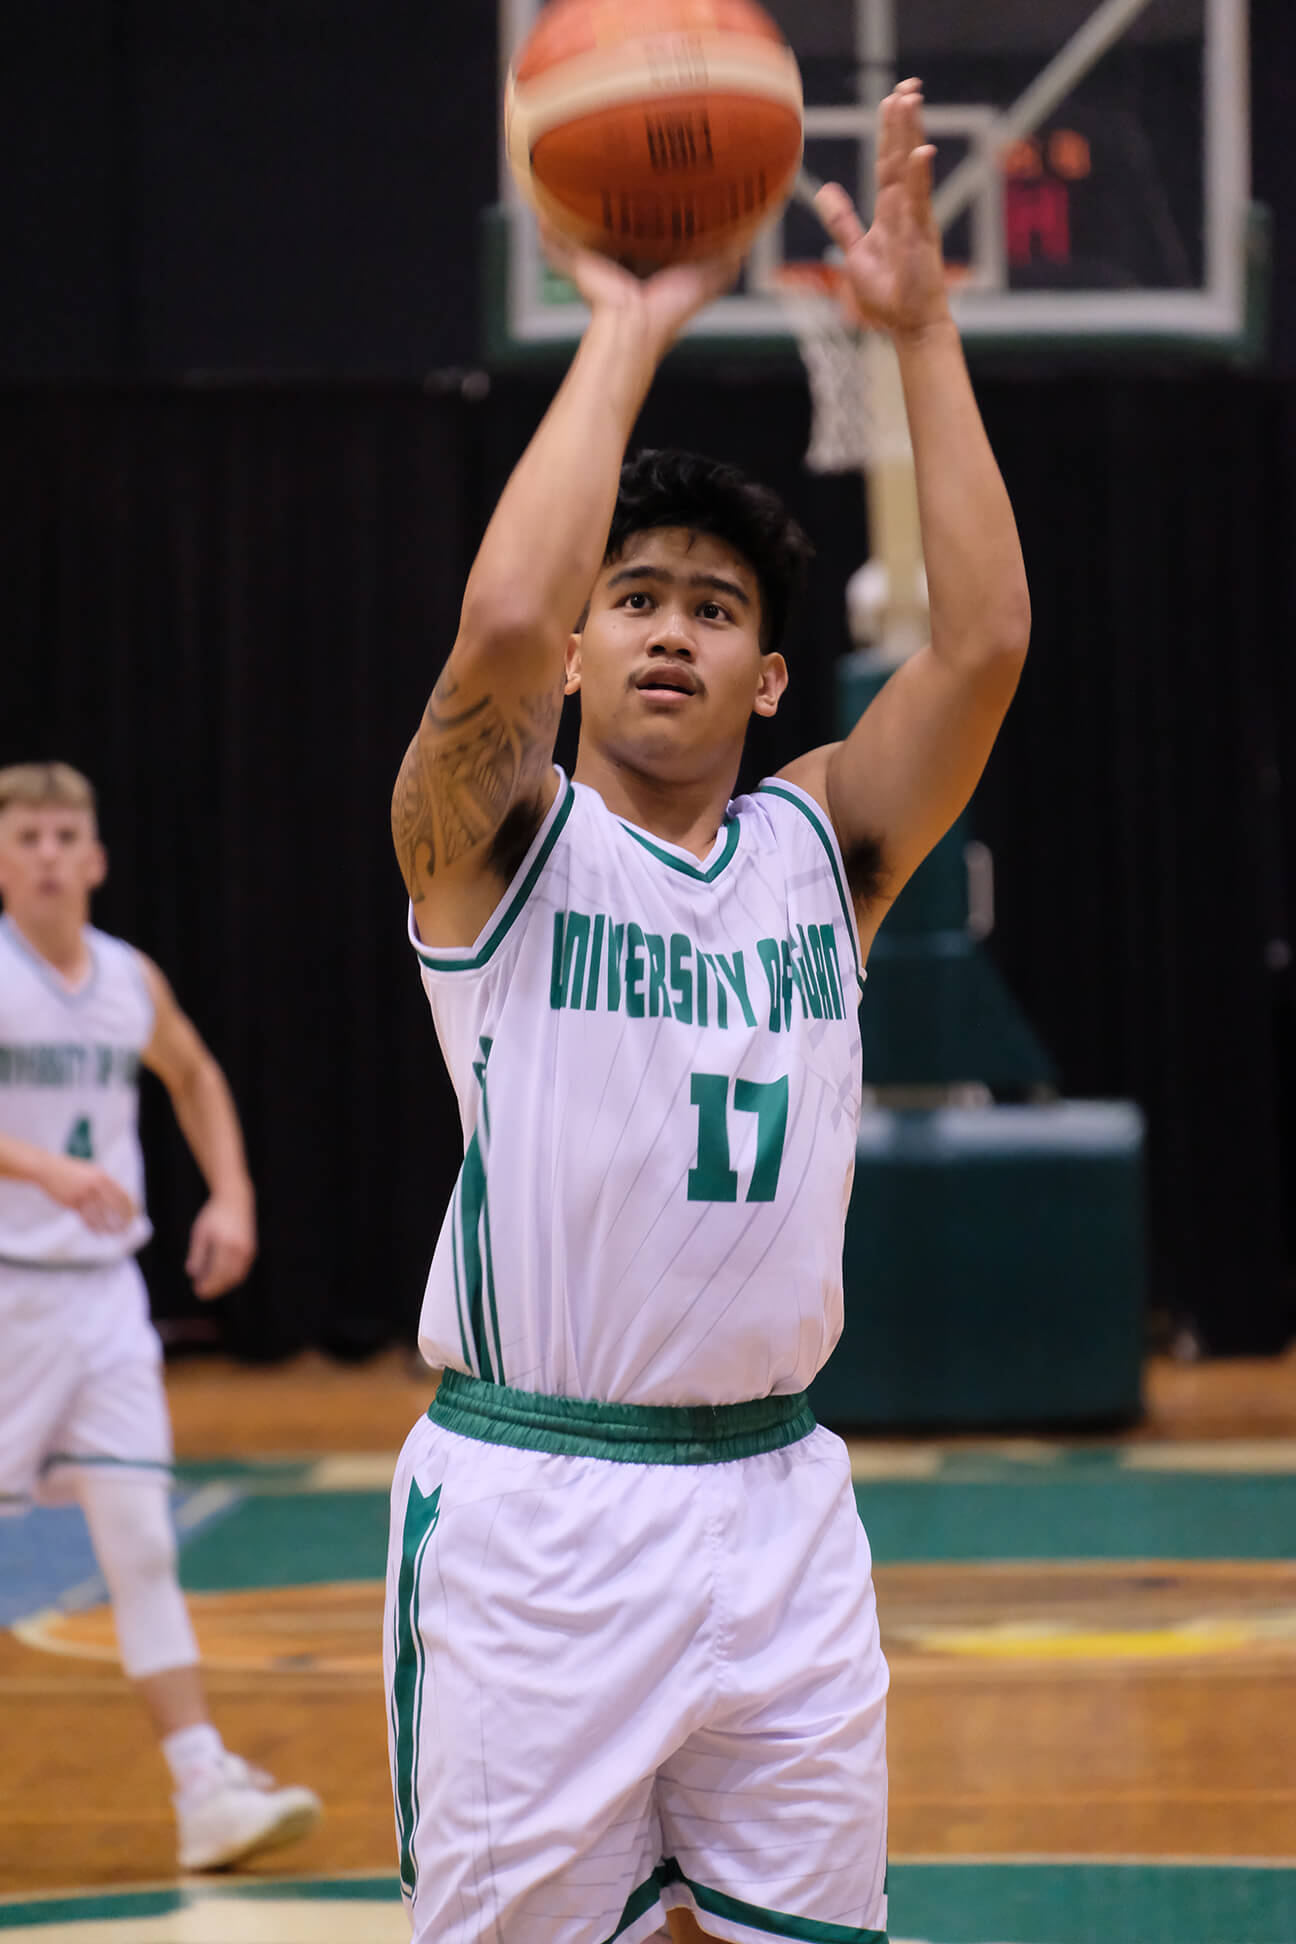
[771,259,928,659]
[770,262,913,477]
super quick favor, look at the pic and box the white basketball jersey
[411,772,864,1407]
[0,917,154,1264]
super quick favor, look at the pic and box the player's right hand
[40,1155,137,1234]
[538,221,744,356]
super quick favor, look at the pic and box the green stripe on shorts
[429,1369,816,1465]
[390,1479,441,1898]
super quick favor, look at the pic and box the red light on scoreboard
[1005,179,1071,266]
[1000,130,1092,268]
[1048,130,1092,180]
[1002,138,1043,180]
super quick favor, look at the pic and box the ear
[87,841,108,891]
[564,631,583,696]
[752,652,788,719]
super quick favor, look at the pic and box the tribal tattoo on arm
[391,668,563,902]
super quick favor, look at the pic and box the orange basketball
[505,0,804,268]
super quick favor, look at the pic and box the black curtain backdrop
[972,377,1295,1355]
[0,1,495,378]
[2,373,1293,1358]
[0,384,473,1357]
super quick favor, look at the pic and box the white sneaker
[175,1752,322,1871]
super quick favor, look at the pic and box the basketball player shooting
[386,82,1028,1944]
[0,763,321,1871]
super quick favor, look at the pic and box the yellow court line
[1122,1440,1296,1473]
[303,1455,401,1491]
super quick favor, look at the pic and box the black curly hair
[602,449,813,653]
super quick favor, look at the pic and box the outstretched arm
[137,955,256,1298]
[392,242,742,950]
[780,80,1030,953]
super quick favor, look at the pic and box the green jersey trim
[605,1858,887,1943]
[429,1369,815,1465]
[757,783,865,991]
[618,816,740,883]
[411,773,575,974]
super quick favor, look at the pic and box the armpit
[844,830,889,912]
[487,794,548,885]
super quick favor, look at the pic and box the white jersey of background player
[386,83,1029,1944]
[0,762,320,1872]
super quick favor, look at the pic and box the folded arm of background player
[0,959,256,1299]
[390,77,1028,958]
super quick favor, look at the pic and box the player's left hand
[814,78,951,339]
[186,1193,257,1299]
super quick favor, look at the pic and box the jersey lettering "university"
[0,1043,141,1088]
[549,910,846,1032]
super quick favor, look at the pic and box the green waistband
[429,1368,816,1466]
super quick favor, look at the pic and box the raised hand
[538,222,745,357]
[815,78,950,339]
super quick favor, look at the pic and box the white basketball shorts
[384,1371,890,1944]
[0,1256,172,1508]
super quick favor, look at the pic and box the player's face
[0,805,105,920]
[567,527,787,780]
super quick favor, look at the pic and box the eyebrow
[604,564,751,608]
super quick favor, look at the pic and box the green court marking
[889,1861,1296,1944]
[0,1875,401,1928]
[157,1452,1296,1582]
[3,1865,1295,1941]
[177,1490,390,1592]
[173,1458,320,1490]
[855,1471,1296,1563]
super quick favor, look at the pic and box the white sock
[161,1722,226,1794]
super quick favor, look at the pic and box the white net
[771,271,914,477]
[772,264,928,660]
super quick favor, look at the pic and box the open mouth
[635,666,699,699]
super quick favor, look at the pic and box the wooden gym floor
[1,1345,1294,1941]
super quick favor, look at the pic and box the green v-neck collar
[617,814,740,883]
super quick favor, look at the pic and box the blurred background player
[0,760,322,1871]
[386,82,1028,1944]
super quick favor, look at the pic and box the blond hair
[0,762,98,819]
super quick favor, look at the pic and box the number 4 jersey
[0,916,153,1265]
[411,772,864,1407]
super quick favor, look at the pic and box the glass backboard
[486,0,1262,364]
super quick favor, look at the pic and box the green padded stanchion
[811,1104,1146,1428]
[839,649,1056,1093]
[823,657,1147,1427]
